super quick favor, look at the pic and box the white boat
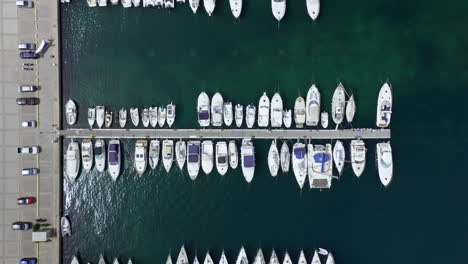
[204,0,215,16]
[119,108,127,128]
[204,252,214,264]
[108,140,121,181]
[292,142,307,188]
[198,92,211,127]
[88,107,96,128]
[149,107,158,128]
[270,93,283,128]
[230,0,242,18]
[211,93,224,126]
[254,249,265,264]
[134,140,148,176]
[121,0,132,7]
[149,140,160,169]
[187,141,201,180]
[282,252,292,264]
[154,0,163,7]
[176,245,188,264]
[142,108,150,127]
[333,140,345,175]
[158,106,167,127]
[201,140,214,174]
[128,259,133,264]
[318,248,329,255]
[81,139,93,171]
[308,144,333,188]
[258,92,270,127]
[98,0,107,6]
[241,138,255,183]
[294,97,306,128]
[351,139,366,177]
[283,109,292,128]
[306,0,320,20]
[88,0,98,7]
[298,250,307,264]
[176,140,186,170]
[61,216,71,236]
[320,111,328,128]
[376,82,393,127]
[311,250,321,264]
[235,104,243,127]
[162,140,174,173]
[236,247,248,264]
[113,258,119,264]
[65,99,77,125]
[104,111,113,128]
[193,256,200,264]
[167,103,176,128]
[228,140,238,169]
[110,0,119,5]
[99,255,106,264]
[306,84,320,126]
[131,0,141,7]
[272,0,286,21]
[325,253,334,264]
[130,108,139,127]
[245,105,256,128]
[189,0,199,13]
[332,83,346,125]
[269,250,279,264]
[164,0,175,8]
[268,140,280,177]
[377,142,393,187]
[280,141,290,173]
[224,102,233,126]
[166,255,173,264]
[71,256,79,264]
[346,94,356,123]
[220,251,228,264]
[66,140,80,181]
[94,139,106,173]
[216,141,229,176]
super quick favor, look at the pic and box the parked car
[16,1,33,8]
[18,85,38,92]
[19,52,39,59]
[16,97,39,105]
[17,146,41,154]
[17,197,36,205]
[21,168,39,176]
[18,43,36,50]
[11,222,32,230]
[21,120,37,128]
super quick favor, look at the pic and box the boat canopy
[198,111,209,120]
[218,156,227,164]
[294,148,306,158]
[189,145,199,154]
[313,152,330,163]
[109,144,119,163]
[243,155,254,168]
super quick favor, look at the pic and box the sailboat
[176,140,186,170]
[311,251,320,264]
[325,253,334,264]
[333,140,345,175]
[280,141,290,173]
[236,247,248,264]
[258,92,270,127]
[346,94,356,123]
[298,250,307,264]
[269,250,279,264]
[292,142,307,188]
[88,107,96,128]
[282,252,292,264]
[176,245,188,264]
[268,140,280,177]
[220,251,228,264]
[254,249,265,264]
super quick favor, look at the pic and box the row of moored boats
[70,255,132,264]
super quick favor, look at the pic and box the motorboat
[306,84,320,126]
[241,138,255,183]
[204,0,215,16]
[131,0,141,7]
[308,144,333,188]
[193,256,199,264]
[216,141,229,175]
[325,253,334,264]
[94,139,106,173]
[220,251,228,264]
[154,0,163,7]
[376,82,393,127]
[270,93,283,128]
[162,140,174,173]
[351,139,366,177]
[189,0,199,13]
[204,252,214,264]
[280,141,290,173]
[164,0,175,8]
[377,142,393,187]
[236,247,248,264]
[332,83,346,125]
[130,107,139,127]
[268,140,280,177]
[121,0,132,7]
[283,109,292,128]
[158,106,167,127]
[230,0,242,18]
[98,0,107,6]
[346,94,356,123]
[224,102,233,126]
[81,139,93,171]
[187,141,201,180]
[142,108,150,127]
[176,245,188,264]
[110,0,119,5]
[167,103,176,128]
[333,140,345,175]
[211,93,224,126]
[292,142,307,188]
[269,250,279,264]
[258,92,270,127]
[104,111,113,128]
[88,0,97,7]
[254,249,265,264]
[245,104,256,128]
[235,104,243,127]
[306,0,320,20]
[119,108,127,128]
[88,107,96,128]
[320,112,328,128]
[294,97,306,128]
[71,256,79,264]
[113,258,119,264]
[108,140,121,181]
[311,250,321,264]
[149,140,160,169]
[66,140,80,181]
[198,92,211,127]
[65,99,77,125]
[176,140,186,170]
[149,107,158,128]
[99,255,106,264]
[281,252,292,264]
[201,140,214,174]
[128,259,133,264]
[134,140,148,176]
[229,140,238,169]
[166,256,173,264]
[298,250,307,264]
[61,216,71,237]
[272,0,286,21]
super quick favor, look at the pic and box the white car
[16,1,34,8]
[17,146,40,154]
[21,120,37,128]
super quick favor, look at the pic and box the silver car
[21,168,40,176]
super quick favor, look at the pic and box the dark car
[16,97,39,105]
[11,222,32,230]
[19,52,40,59]
[17,197,36,205]
[20,258,37,264]
[21,168,40,176]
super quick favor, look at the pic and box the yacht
[149,107,158,128]
[167,103,176,127]
[229,140,238,169]
[65,99,77,126]
[270,93,283,128]
[351,139,366,177]
[99,255,106,264]
[245,104,256,128]
[376,82,393,127]
[108,140,121,181]
[306,84,320,126]
[268,140,280,177]
[119,108,127,128]
[325,253,334,264]
[104,111,113,128]
[201,140,214,174]
[271,0,286,21]
[189,0,199,13]
[254,249,265,264]
[176,245,188,264]
[149,140,160,169]
[61,216,71,236]
[216,141,229,175]
[131,0,141,7]
[134,140,148,176]
[346,94,356,123]
[142,108,150,127]
[88,0,97,7]
[187,141,201,180]
[241,138,255,182]
[282,252,292,264]
[332,83,346,125]
[204,252,214,264]
[283,109,292,128]
[198,92,211,127]
[94,139,106,173]
[230,0,242,18]
[81,139,93,171]
[320,111,328,128]
[204,0,215,16]
[311,250,320,264]
[224,102,233,126]
[220,251,228,264]
[280,141,290,173]
[298,250,307,264]
[88,107,96,128]
[130,107,139,127]
[333,140,345,175]
[306,0,320,20]
[176,140,186,170]
[121,0,132,7]
[211,93,224,126]
[377,142,393,187]
[235,104,243,127]
[162,140,174,173]
[98,0,107,6]
[292,142,307,188]
[258,92,270,127]
[308,144,333,188]
[294,97,306,128]
[158,106,167,127]
[71,256,79,264]
[236,247,248,264]
[269,250,279,264]
[66,140,80,181]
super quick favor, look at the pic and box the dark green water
[60,0,468,263]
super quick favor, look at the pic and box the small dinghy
[119,108,127,128]
[94,139,106,173]
[224,102,233,127]
[294,97,306,128]
[162,140,174,173]
[142,108,150,128]
[130,108,139,127]
[230,0,242,18]
[158,106,167,127]
[228,140,238,169]
[81,139,93,171]
[61,216,71,237]
[268,140,280,177]
[283,109,292,128]
[201,140,214,174]
[234,104,243,127]
[306,0,320,21]
[88,107,95,128]
[215,141,229,176]
[204,0,216,16]
[189,0,199,14]
[166,103,176,128]
[280,141,290,173]
[149,140,160,169]
[104,111,113,128]
[94,106,103,128]
[333,140,345,175]
[346,94,356,123]
[149,107,158,128]
[65,99,77,126]
[176,140,187,170]
[245,104,256,128]
[320,111,328,128]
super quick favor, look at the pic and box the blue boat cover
[109,144,119,152]
[189,145,200,154]
[313,153,330,163]
[189,154,198,163]
[294,147,306,158]
[243,155,255,167]
[198,111,209,120]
